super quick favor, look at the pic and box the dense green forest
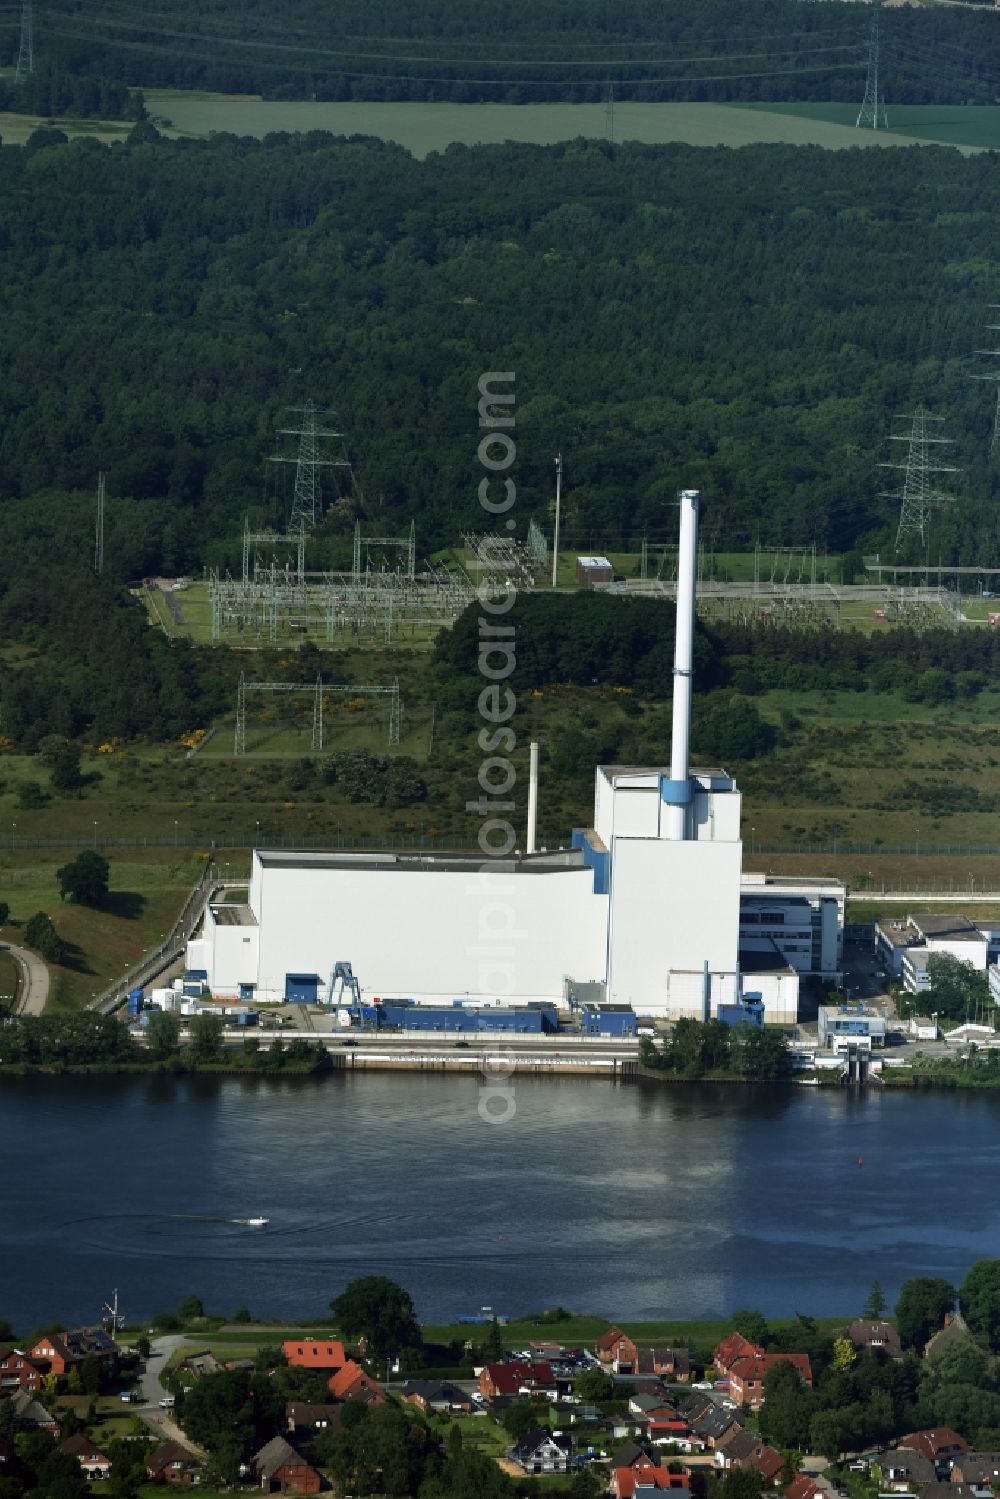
[4,0,998,105]
[0,66,144,121]
[2,125,1000,750]
[0,127,997,573]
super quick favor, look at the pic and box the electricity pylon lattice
[973,305,1000,460]
[856,0,888,130]
[881,405,960,552]
[15,0,33,82]
[270,399,351,534]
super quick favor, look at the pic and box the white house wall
[607,837,742,1014]
[248,861,607,1004]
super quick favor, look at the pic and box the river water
[1,1072,997,1332]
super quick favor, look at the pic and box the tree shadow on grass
[59,939,94,976]
[103,891,147,920]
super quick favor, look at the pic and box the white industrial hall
[188,491,843,1023]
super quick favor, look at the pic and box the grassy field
[0,947,19,1007]
[0,853,202,1010]
[141,91,998,156]
[0,110,133,146]
[1,93,995,160]
[739,100,1000,151]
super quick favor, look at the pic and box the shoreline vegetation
[3,1009,1000,1091]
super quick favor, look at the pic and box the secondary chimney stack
[527,740,539,854]
[662,488,699,841]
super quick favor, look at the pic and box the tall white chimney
[663,488,699,841]
[527,740,539,854]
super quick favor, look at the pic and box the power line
[856,0,888,131]
[881,406,960,552]
[15,0,33,82]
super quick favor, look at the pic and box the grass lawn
[0,947,20,1007]
[140,91,996,157]
[738,100,1000,151]
[0,854,203,1011]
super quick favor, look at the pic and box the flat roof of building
[738,938,796,975]
[254,849,586,875]
[742,872,845,892]
[211,904,257,926]
[910,913,981,938]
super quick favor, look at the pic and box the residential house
[728,1354,812,1411]
[678,1392,716,1427]
[480,1361,557,1400]
[145,1439,205,1486]
[616,1470,690,1499]
[610,1442,662,1470]
[597,1329,641,1373]
[923,1315,970,1361]
[327,1360,384,1404]
[0,1347,43,1393]
[847,1320,902,1360]
[282,1339,346,1373]
[899,1431,971,1469]
[716,1428,784,1483]
[874,1450,937,1492]
[286,1403,342,1440]
[688,1406,742,1451]
[713,1334,765,1377]
[401,1380,475,1413]
[58,1432,112,1480]
[251,1435,322,1494]
[7,1390,60,1434]
[948,1454,1000,1488]
[29,1327,118,1379]
[652,1349,692,1382]
[509,1427,571,1474]
[916,1485,978,1499]
[784,1476,823,1499]
[178,1350,223,1379]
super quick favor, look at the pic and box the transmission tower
[270,399,351,533]
[881,406,960,552]
[15,0,33,83]
[93,472,106,576]
[606,80,615,145]
[856,0,888,131]
[973,305,1000,459]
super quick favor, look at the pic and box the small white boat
[232,1216,269,1227]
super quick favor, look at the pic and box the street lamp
[255,819,261,849]
[174,819,179,847]
[10,822,15,850]
[93,820,98,849]
[750,826,755,854]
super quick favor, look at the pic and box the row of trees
[639,1019,793,1080]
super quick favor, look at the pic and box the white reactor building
[188,492,841,1023]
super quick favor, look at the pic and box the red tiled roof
[785,1475,823,1499]
[282,1339,346,1370]
[483,1361,556,1395]
[714,1333,765,1371]
[729,1353,813,1387]
[616,1469,690,1499]
[597,1326,630,1352]
[898,1429,970,1462]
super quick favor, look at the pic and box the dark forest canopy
[3,0,999,105]
[0,128,998,574]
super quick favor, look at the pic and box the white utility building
[189,490,838,1025]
